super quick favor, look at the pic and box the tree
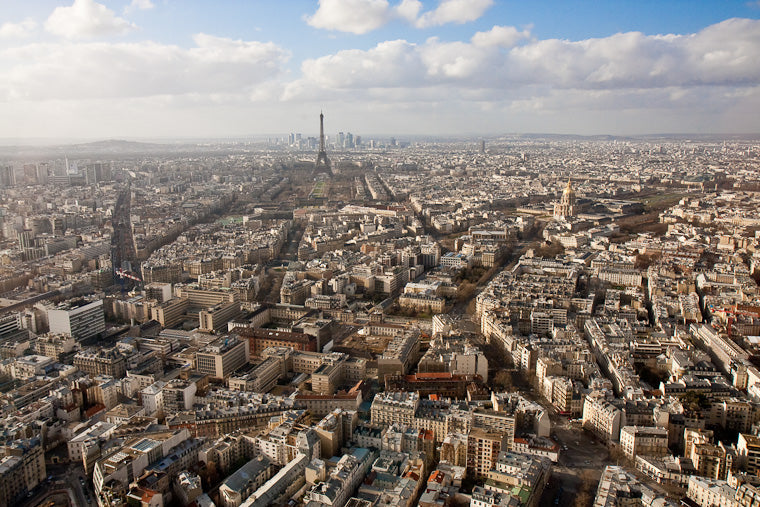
[573,469,598,507]
[698,250,720,269]
[573,490,593,507]
[534,241,564,258]
[457,281,477,302]
[609,443,627,464]
[634,252,660,270]
[492,370,513,391]
[681,391,710,412]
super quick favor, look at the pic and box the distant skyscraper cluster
[0,166,16,187]
[284,112,391,151]
[288,130,361,150]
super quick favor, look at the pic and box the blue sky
[0,0,758,139]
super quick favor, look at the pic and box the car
[584,460,591,464]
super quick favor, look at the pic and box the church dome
[563,178,574,195]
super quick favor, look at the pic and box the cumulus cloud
[414,0,493,29]
[306,0,493,34]
[45,0,136,39]
[296,39,424,90]
[395,0,422,22]
[306,0,392,35]
[471,25,531,48]
[0,34,289,102]
[287,18,760,96]
[0,18,36,39]
[3,15,760,137]
[125,0,155,13]
[278,18,760,134]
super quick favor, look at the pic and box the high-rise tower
[315,111,331,174]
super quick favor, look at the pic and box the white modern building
[48,298,105,341]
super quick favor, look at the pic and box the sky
[1,0,759,140]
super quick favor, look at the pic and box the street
[28,462,92,507]
[539,417,612,506]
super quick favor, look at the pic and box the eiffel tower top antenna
[319,111,326,152]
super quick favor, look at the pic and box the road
[448,240,531,317]
[111,184,137,275]
[37,462,92,507]
[281,223,305,261]
[21,488,74,507]
[538,416,612,507]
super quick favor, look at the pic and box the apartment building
[582,392,623,442]
[218,456,272,507]
[151,298,189,329]
[620,426,668,459]
[199,302,241,334]
[377,331,420,381]
[74,347,127,378]
[738,433,760,476]
[196,336,249,380]
[467,428,506,479]
[229,358,281,393]
[0,438,46,507]
[371,391,420,428]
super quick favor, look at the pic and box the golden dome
[563,177,574,195]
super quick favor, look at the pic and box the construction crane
[115,268,142,294]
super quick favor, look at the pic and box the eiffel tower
[315,111,331,174]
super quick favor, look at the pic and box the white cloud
[0,34,289,102]
[420,38,488,79]
[395,0,422,22]
[295,39,424,90]
[414,0,493,29]
[306,0,391,35]
[45,0,136,39]
[471,25,531,48]
[2,16,760,138]
[276,18,760,135]
[0,18,36,39]
[125,0,155,13]
[306,0,493,34]
[288,18,760,95]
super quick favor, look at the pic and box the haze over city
[4,3,760,507]
[1,0,759,140]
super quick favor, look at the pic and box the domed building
[553,178,576,219]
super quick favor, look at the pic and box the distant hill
[513,132,760,142]
[0,138,204,158]
[67,139,166,151]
